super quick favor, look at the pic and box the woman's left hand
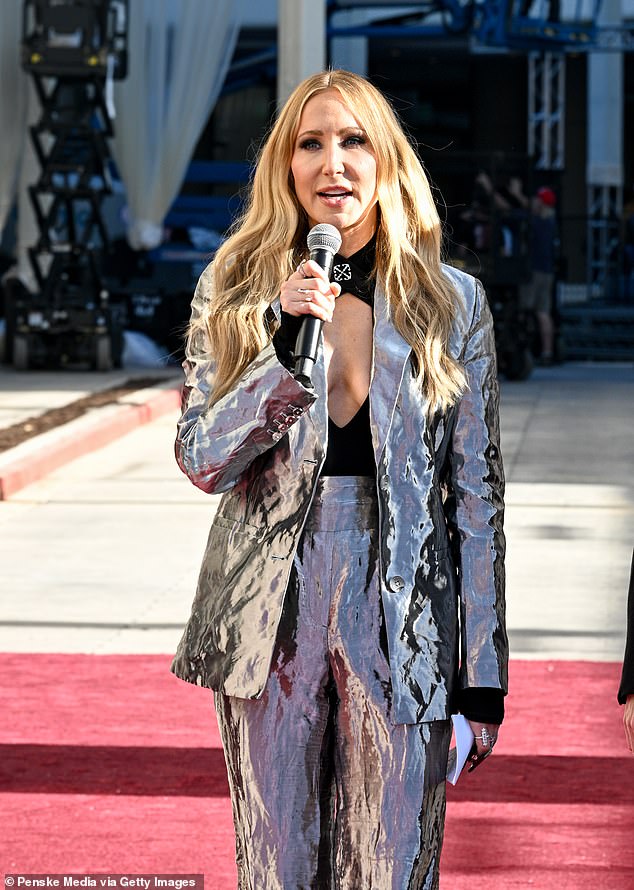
[466,721,500,772]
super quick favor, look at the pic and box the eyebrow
[297,126,366,139]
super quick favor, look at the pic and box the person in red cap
[520,187,559,363]
[537,186,557,208]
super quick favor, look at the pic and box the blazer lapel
[370,283,413,464]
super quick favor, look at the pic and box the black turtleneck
[330,234,377,309]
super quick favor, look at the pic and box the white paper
[446,714,475,785]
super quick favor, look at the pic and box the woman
[172,70,508,889]
[619,550,634,752]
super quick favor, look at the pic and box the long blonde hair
[190,69,467,412]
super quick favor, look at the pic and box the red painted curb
[0,384,182,500]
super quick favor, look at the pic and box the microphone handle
[294,247,336,386]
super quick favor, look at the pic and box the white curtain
[112,0,240,250]
[0,0,29,237]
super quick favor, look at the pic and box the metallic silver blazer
[171,262,508,724]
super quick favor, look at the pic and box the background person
[171,69,508,889]
[619,551,634,752]
[521,186,558,364]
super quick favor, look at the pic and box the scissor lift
[10,0,128,370]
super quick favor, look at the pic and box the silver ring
[297,260,307,276]
[475,728,492,747]
[297,287,312,295]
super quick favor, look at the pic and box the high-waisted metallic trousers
[215,477,451,890]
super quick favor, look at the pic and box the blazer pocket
[212,515,265,539]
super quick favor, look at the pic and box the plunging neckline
[321,394,375,477]
[328,394,369,429]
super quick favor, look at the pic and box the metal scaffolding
[587,183,622,297]
[528,51,565,170]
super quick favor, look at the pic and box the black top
[329,236,377,310]
[322,236,376,478]
[459,687,504,725]
[618,550,634,704]
[273,237,377,477]
[321,396,375,477]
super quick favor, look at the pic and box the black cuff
[272,311,303,372]
[458,687,505,725]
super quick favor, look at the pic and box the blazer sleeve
[618,550,634,704]
[450,279,508,693]
[175,264,317,495]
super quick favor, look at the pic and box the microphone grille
[307,223,342,255]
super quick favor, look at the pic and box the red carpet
[1,654,632,889]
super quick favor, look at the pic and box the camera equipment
[22,0,127,79]
[9,0,128,370]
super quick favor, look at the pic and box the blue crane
[327,0,634,52]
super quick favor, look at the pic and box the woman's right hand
[280,259,340,323]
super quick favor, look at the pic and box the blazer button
[387,575,405,592]
[379,474,389,491]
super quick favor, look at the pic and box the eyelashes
[344,135,367,147]
[298,135,368,151]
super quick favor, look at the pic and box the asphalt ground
[0,361,632,666]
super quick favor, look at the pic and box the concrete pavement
[500,362,634,661]
[0,367,181,497]
[0,362,633,663]
[0,367,178,429]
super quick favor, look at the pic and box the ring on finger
[475,728,492,747]
[297,287,312,295]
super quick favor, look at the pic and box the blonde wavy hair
[190,69,467,412]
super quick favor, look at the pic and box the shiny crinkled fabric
[215,477,452,890]
[171,262,507,726]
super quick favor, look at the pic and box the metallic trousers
[215,476,451,890]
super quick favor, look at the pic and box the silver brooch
[333,263,352,282]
